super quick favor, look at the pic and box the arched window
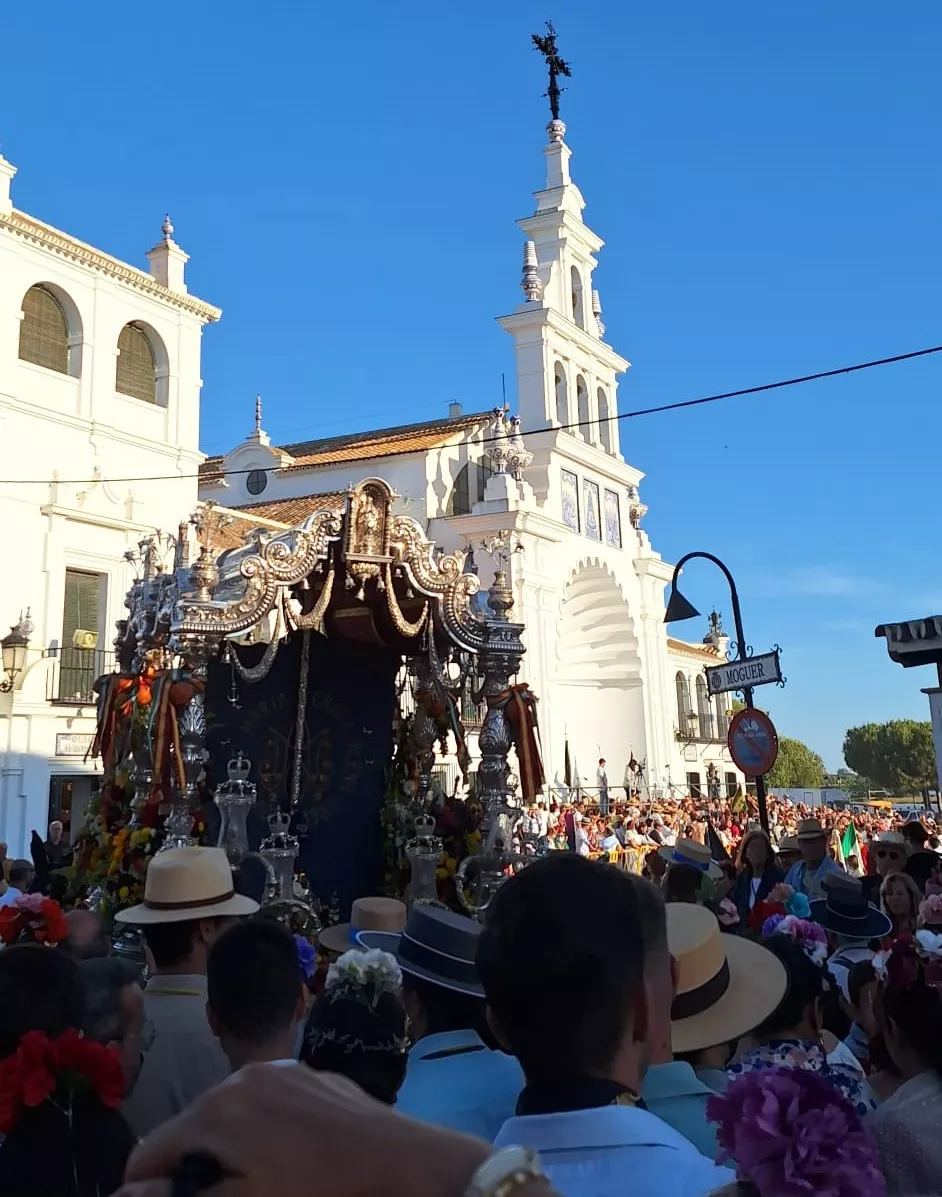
[576,375,590,439]
[675,672,691,731]
[570,265,585,328]
[19,285,70,374]
[715,696,729,739]
[554,362,568,427]
[447,456,495,516]
[597,388,612,453]
[696,674,713,739]
[116,323,157,403]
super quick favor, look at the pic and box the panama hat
[658,838,722,880]
[776,834,800,855]
[318,896,407,955]
[796,818,828,840]
[357,904,484,997]
[809,873,892,940]
[668,903,788,1054]
[115,846,259,925]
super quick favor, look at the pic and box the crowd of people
[0,790,940,1197]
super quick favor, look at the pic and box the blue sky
[3,2,940,768]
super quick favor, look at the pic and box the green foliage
[842,720,937,795]
[766,736,826,788]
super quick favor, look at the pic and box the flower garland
[873,930,942,993]
[707,1067,885,1197]
[766,913,829,966]
[0,895,69,947]
[0,1029,125,1135]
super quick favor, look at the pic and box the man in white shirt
[0,860,32,906]
[480,855,732,1197]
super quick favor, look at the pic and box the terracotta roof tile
[667,637,720,660]
[198,411,491,482]
[233,493,345,525]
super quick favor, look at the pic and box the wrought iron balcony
[47,647,116,705]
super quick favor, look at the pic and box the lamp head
[664,587,700,625]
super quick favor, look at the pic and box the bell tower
[498,29,629,457]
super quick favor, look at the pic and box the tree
[766,737,826,788]
[843,720,937,795]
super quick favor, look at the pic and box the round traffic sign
[727,708,779,777]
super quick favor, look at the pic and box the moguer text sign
[705,650,781,696]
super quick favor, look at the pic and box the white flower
[872,950,890,981]
[915,929,942,957]
[325,947,403,1002]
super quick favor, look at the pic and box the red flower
[37,899,69,946]
[0,1030,125,1134]
[0,905,22,945]
[749,901,786,931]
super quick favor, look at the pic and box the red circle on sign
[727,708,779,777]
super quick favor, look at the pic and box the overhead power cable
[1,343,939,487]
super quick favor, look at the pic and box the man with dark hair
[481,855,732,1197]
[117,847,259,1137]
[206,919,305,1071]
[81,956,147,1092]
[0,859,33,906]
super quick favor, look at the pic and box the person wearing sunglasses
[861,830,908,905]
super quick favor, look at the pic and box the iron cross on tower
[531,21,571,122]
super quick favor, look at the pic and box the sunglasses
[876,848,903,860]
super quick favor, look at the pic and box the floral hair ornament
[768,914,829,966]
[917,892,942,930]
[325,948,403,1010]
[748,899,786,933]
[0,895,69,947]
[872,930,942,993]
[294,934,317,980]
[767,882,812,920]
[0,1029,125,1135]
[707,1067,885,1197]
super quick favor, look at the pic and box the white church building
[0,154,219,851]
[199,117,745,806]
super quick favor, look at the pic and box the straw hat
[115,846,259,925]
[796,817,828,840]
[776,834,800,855]
[658,838,722,880]
[318,896,407,955]
[667,903,788,1054]
[358,904,484,997]
[874,830,907,849]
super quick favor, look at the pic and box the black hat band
[672,959,730,1021]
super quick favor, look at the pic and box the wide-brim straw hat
[115,846,259,925]
[658,838,722,880]
[797,818,828,840]
[776,835,801,854]
[668,903,788,1055]
[357,904,484,997]
[809,873,892,940]
[318,896,407,955]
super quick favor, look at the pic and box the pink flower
[12,894,45,915]
[707,1068,885,1197]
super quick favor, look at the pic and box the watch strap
[464,1146,545,1197]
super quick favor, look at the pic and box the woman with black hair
[0,944,135,1197]
[868,934,942,1194]
[727,927,875,1116]
[301,947,408,1106]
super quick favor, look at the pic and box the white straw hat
[114,846,259,925]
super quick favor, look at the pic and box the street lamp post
[664,552,770,836]
[0,611,32,694]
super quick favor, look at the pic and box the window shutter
[19,286,69,374]
[116,324,157,402]
[63,570,101,646]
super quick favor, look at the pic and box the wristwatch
[464,1147,546,1197]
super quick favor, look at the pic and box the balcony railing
[47,648,116,705]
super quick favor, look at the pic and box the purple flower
[762,912,785,937]
[294,934,317,980]
[707,1068,885,1197]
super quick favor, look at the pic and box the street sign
[727,709,779,777]
[706,650,782,696]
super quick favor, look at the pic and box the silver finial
[521,240,543,302]
[591,289,605,336]
[161,214,174,241]
[547,119,566,143]
[254,394,262,433]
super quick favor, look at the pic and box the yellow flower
[118,885,130,901]
[436,866,448,880]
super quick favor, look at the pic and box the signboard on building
[727,709,779,777]
[55,733,95,759]
[706,650,782,696]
